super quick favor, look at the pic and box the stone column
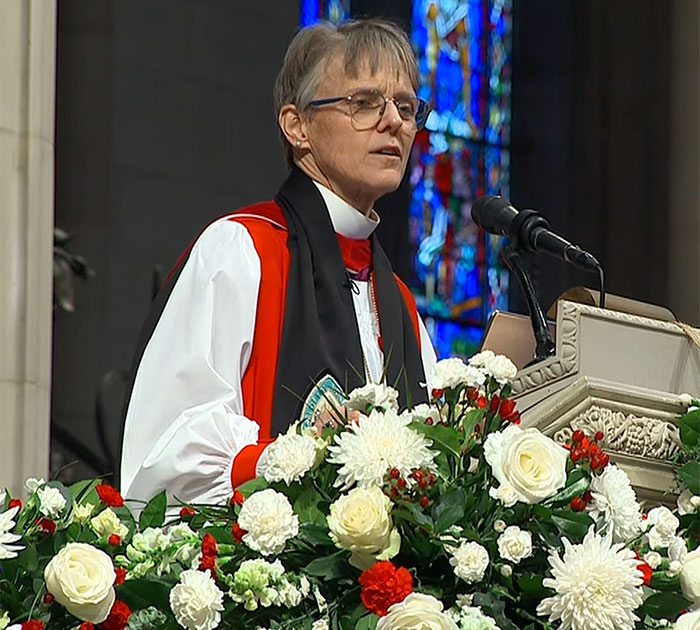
[0,1,56,496]
[668,0,700,325]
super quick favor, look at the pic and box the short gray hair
[273,18,419,167]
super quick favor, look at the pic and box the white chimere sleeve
[418,316,438,389]
[120,218,264,506]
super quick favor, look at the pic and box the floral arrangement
[1,351,700,630]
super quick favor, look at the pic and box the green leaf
[236,476,269,498]
[650,571,681,592]
[355,614,378,630]
[638,592,692,619]
[678,461,700,495]
[431,486,467,531]
[409,421,462,457]
[551,510,594,540]
[680,409,700,448]
[139,490,167,530]
[298,522,333,547]
[201,525,235,545]
[305,553,350,580]
[18,545,38,572]
[545,472,590,507]
[517,573,553,598]
[294,487,326,526]
[401,501,434,530]
[118,578,174,612]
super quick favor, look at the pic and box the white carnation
[169,569,224,630]
[404,403,441,425]
[467,350,496,369]
[646,506,679,550]
[587,465,642,542]
[347,383,399,411]
[497,526,533,564]
[677,489,700,515]
[448,541,489,584]
[263,433,319,484]
[327,408,435,490]
[537,528,643,630]
[237,489,299,556]
[482,354,517,383]
[431,358,486,390]
[37,486,66,518]
[644,551,662,569]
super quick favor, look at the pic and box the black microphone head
[471,195,518,236]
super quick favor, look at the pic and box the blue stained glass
[410,0,512,359]
[300,0,350,26]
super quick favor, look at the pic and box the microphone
[471,195,601,272]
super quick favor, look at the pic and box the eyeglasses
[306,88,431,131]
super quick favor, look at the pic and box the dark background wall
[52,0,683,481]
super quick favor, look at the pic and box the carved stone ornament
[552,405,682,462]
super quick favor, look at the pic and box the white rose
[497,526,533,564]
[37,486,67,518]
[500,564,513,577]
[431,358,485,390]
[681,548,700,606]
[678,489,700,515]
[676,610,700,630]
[646,506,680,550]
[327,486,400,569]
[482,354,518,382]
[484,425,568,504]
[448,541,489,583]
[262,433,319,484]
[44,542,116,623]
[90,508,128,539]
[347,383,399,411]
[493,519,507,533]
[644,551,663,569]
[489,483,518,508]
[237,489,299,556]
[377,593,457,630]
[169,569,224,630]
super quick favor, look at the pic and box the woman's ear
[279,104,310,151]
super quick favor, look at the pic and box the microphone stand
[500,245,555,365]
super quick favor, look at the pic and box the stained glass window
[409,0,512,359]
[300,0,351,26]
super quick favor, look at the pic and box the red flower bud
[572,429,585,443]
[114,567,127,585]
[43,593,54,605]
[390,468,400,479]
[35,517,56,536]
[419,496,430,508]
[232,522,246,543]
[425,417,434,425]
[595,431,604,442]
[466,387,478,401]
[599,453,610,468]
[179,506,195,517]
[431,388,444,399]
[570,449,582,462]
[412,470,423,481]
[476,396,487,409]
[108,534,121,546]
[590,455,602,471]
[231,490,245,506]
[419,478,428,489]
[8,498,22,510]
[397,478,406,489]
[499,398,518,421]
[201,533,218,558]
[570,496,587,512]
[489,395,501,414]
[582,490,593,503]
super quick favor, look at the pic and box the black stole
[271,167,427,436]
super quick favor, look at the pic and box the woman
[119,18,437,506]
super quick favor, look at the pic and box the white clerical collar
[312,180,380,239]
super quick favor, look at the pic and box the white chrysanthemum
[497,526,533,564]
[263,433,318,484]
[431,358,486,391]
[347,383,399,411]
[237,489,299,556]
[0,506,24,559]
[448,541,490,584]
[482,354,517,383]
[537,528,643,630]
[327,408,435,490]
[169,569,224,630]
[646,506,679,550]
[37,486,66,518]
[587,465,642,542]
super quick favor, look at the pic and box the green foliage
[139,491,167,530]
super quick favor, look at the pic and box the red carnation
[96,483,124,507]
[232,522,246,544]
[637,561,653,585]
[22,620,44,630]
[358,561,413,616]
[114,567,127,585]
[79,623,94,630]
[199,554,217,578]
[8,498,22,510]
[101,600,131,630]
[35,517,56,536]
[201,533,218,558]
